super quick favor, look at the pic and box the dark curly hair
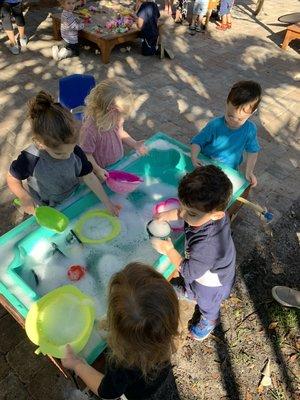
[178,165,233,212]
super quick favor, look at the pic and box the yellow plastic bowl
[25,285,95,358]
[74,209,121,244]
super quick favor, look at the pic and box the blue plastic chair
[58,74,96,121]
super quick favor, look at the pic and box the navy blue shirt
[180,214,236,294]
[137,1,160,40]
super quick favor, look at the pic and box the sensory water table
[0,132,250,376]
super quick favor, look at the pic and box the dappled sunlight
[125,56,142,75]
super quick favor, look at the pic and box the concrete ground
[0,0,299,399]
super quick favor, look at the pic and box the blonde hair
[84,79,136,132]
[28,91,78,148]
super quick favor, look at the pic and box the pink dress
[81,117,124,168]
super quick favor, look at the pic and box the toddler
[152,166,235,341]
[136,0,160,56]
[81,79,147,180]
[2,0,28,55]
[62,262,181,399]
[191,80,262,186]
[7,91,121,216]
[52,0,84,61]
[189,0,209,34]
[217,0,234,30]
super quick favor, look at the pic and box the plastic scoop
[14,199,69,233]
[106,170,143,194]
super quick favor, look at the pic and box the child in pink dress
[81,79,147,180]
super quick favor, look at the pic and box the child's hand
[62,344,84,371]
[191,157,202,168]
[107,202,122,217]
[151,237,174,255]
[246,172,258,187]
[20,196,35,215]
[95,167,109,181]
[154,209,179,222]
[134,140,148,155]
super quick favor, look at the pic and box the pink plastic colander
[152,198,184,232]
[106,170,144,194]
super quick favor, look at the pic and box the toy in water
[13,199,69,233]
[67,265,87,281]
[146,219,171,239]
[25,285,95,358]
[153,198,184,232]
[237,197,273,223]
[74,209,121,244]
[106,170,143,194]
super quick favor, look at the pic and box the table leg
[228,186,251,222]
[97,40,115,64]
[281,29,292,50]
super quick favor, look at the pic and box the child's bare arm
[85,153,108,181]
[6,172,35,214]
[191,144,202,167]
[119,123,148,155]
[82,173,122,216]
[151,238,183,269]
[62,345,103,396]
[136,16,144,29]
[245,152,258,187]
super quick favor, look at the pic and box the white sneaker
[57,47,71,60]
[19,35,28,47]
[9,43,20,55]
[52,45,59,61]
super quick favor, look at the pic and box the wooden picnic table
[51,1,163,64]
[281,22,300,50]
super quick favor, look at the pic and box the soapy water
[17,182,180,321]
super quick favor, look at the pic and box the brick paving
[0,0,299,398]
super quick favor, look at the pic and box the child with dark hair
[7,91,121,216]
[152,165,236,341]
[191,80,262,186]
[62,262,181,400]
[136,0,160,56]
[2,0,28,55]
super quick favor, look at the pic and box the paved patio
[0,0,299,399]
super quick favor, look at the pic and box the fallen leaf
[245,390,253,400]
[258,359,272,388]
[268,322,278,330]
[260,375,272,386]
[257,384,264,394]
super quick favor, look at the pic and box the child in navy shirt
[152,166,235,341]
[191,81,262,187]
[136,0,160,56]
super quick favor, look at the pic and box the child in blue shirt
[152,166,235,341]
[191,80,262,186]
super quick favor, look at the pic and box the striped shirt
[61,10,84,44]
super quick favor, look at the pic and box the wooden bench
[281,22,300,50]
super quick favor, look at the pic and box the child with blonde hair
[7,91,121,216]
[62,262,180,399]
[81,79,147,180]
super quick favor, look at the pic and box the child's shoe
[8,43,20,55]
[195,25,202,32]
[189,24,196,31]
[216,23,227,30]
[227,22,232,29]
[189,316,218,341]
[52,45,59,61]
[19,35,28,47]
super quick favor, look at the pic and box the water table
[0,132,249,376]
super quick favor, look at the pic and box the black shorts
[1,1,25,30]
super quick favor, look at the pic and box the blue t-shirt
[191,116,261,169]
